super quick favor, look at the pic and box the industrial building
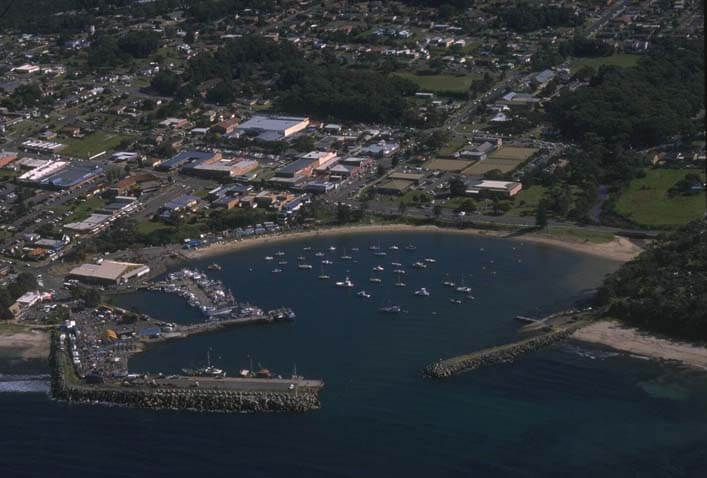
[154,150,220,171]
[465,180,523,197]
[236,115,309,140]
[40,164,103,189]
[18,161,68,184]
[184,158,258,179]
[68,260,150,285]
[21,139,66,153]
[64,213,113,235]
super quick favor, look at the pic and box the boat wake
[0,374,50,393]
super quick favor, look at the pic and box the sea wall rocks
[423,324,585,378]
[49,333,320,413]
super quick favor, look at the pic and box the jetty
[423,313,591,378]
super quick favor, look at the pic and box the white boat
[272,268,283,273]
[449,298,462,304]
[394,272,406,287]
[298,264,313,270]
[314,252,325,257]
[351,247,360,252]
[369,244,380,251]
[369,277,383,283]
[412,261,427,269]
[393,269,406,274]
[357,290,371,299]
[319,274,331,280]
[336,277,354,288]
[265,256,274,261]
[373,251,387,257]
[278,260,288,265]
[424,258,436,263]
[275,251,285,256]
[404,244,416,251]
[456,286,472,293]
[391,262,402,267]
[379,305,401,314]
[303,247,312,251]
[340,248,352,260]
[415,288,430,296]
[373,265,384,272]
[322,259,333,265]
[297,256,306,261]
[329,246,336,251]
[389,245,399,250]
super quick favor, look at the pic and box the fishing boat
[207,263,222,271]
[404,244,417,251]
[369,277,383,283]
[182,350,226,378]
[424,258,436,263]
[356,290,371,299]
[415,287,430,296]
[372,265,384,272]
[297,264,313,270]
[412,261,427,269]
[379,305,401,314]
[335,276,354,288]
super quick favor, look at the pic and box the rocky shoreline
[423,322,587,378]
[50,333,321,413]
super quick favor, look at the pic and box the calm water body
[2,232,707,477]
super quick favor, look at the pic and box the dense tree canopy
[547,40,704,148]
[497,3,583,32]
[596,221,707,341]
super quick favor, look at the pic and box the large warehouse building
[68,260,150,285]
[236,115,309,140]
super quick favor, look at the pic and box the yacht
[278,260,288,265]
[207,263,222,271]
[394,272,406,287]
[393,269,406,275]
[456,286,472,293]
[412,261,427,269]
[314,251,325,257]
[357,290,371,299]
[318,264,330,280]
[369,244,380,251]
[297,264,313,270]
[373,251,387,257]
[297,256,306,261]
[389,245,399,251]
[303,247,312,251]
[449,298,462,304]
[340,248,352,260]
[424,258,437,263]
[391,262,402,267]
[351,247,360,252]
[329,246,337,251]
[275,251,285,256]
[404,244,416,251]
[322,259,333,265]
[265,256,274,261]
[415,288,430,296]
[372,265,384,272]
[369,277,383,284]
[272,268,283,273]
[379,305,401,314]
[336,277,354,288]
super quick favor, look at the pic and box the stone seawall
[49,333,321,413]
[423,323,586,378]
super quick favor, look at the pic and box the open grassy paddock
[393,71,477,93]
[614,168,706,226]
[423,158,470,172]
[570,54,641,73]
[462,146,537,176]
[62,131,133,159]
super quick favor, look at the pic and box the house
[465,180,522,197]
[158,117,189,129]
[210,117,239,135]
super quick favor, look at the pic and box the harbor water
[2,231,707,477]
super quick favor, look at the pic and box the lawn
[62,131,133,159]
[462,147,536,176]
[504,185,548,217]
[66,197,106,222]
[424,158,470,172]
[437,135,468,157]
[571,54,641,73]
[393,71,477,93]
[133,220,173,236]
[614,168,706,226]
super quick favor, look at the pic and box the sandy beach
[184,223,643,262]
[573,321,707,370]
[0,330,50,360]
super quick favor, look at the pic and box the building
[236,115,309,140]
[21,139,66,154]
[68,260,150,285]
[361,141,399,157]
[12,64,40,74]
[158,194,200,222]
[18,161,68,184]
[184,158,258,179]
[9,290,52,317]
[158,117,189,129]
[109,173,159,195]
[154,150,220,171]
[275,158,317,178]
[210,117,239,135]
[64,213,113,235]
[98,196,139,216]
[465,180,522,197]
[40,164,103,190]
[459,142,497,161]
[0,151,17,169]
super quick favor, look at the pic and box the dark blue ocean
[2,231,707,477]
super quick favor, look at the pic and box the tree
[449,177,467,197]
[536,202,548,229]
[150,70,181,96]
[433,204,442,217]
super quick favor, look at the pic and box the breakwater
[50,333,322,413]
[423,322,587,378]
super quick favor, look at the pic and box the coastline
[573,320,707,370]
[183,223,643,262]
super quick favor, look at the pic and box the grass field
[462,147,536,176]
[393,71,476,93]
[66,197,106,222]
[134,220,173,235]
[614,168,706,226]
[504,185,548,217]
[423,158,470,172]
[437,135,468,157]
[571,54,641,73]
[63,131,132,159]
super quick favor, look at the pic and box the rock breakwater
[423,323,586,378]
